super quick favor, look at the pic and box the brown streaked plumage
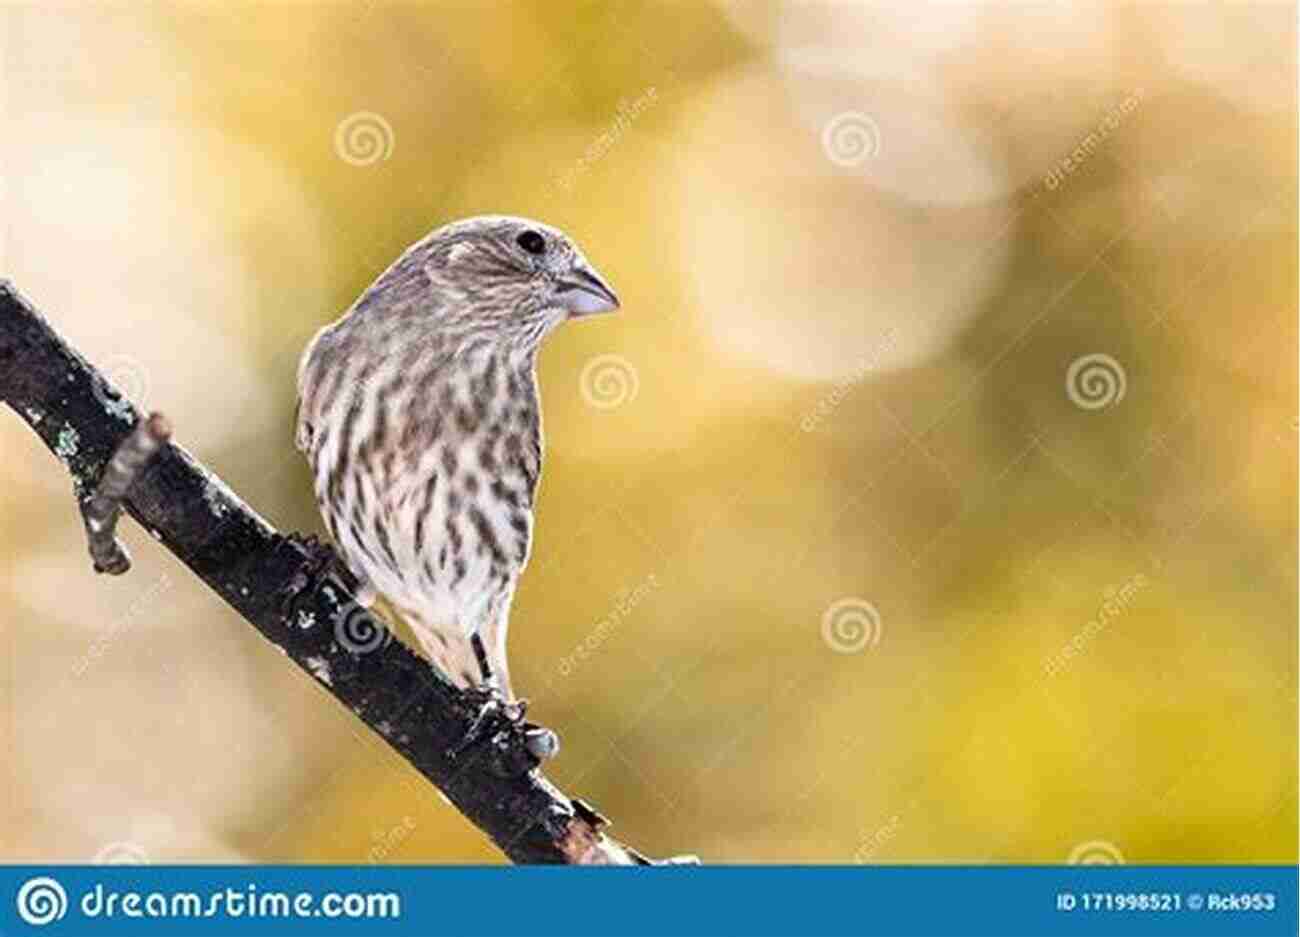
[296,215,619,699]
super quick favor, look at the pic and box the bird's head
[414,215,619,347]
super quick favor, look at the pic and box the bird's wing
[293,334,322,455]
[294,320,337,455]
[292,242,438,456]
[293,396,311,454]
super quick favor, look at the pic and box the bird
[294,215,619,709]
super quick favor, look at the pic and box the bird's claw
[278,533,340,617]
[453,687,560,776]
[523,724,560,760]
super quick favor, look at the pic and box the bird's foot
[522,721,561,761]
[453,686,560,776]
[278,533,342,617]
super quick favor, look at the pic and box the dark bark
[0,280,669,865]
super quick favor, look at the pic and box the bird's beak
[556,261,620,317]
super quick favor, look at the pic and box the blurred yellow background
[1,1,1295,864]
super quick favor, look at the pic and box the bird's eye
[516,230,546,255]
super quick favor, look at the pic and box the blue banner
[0,865,1294,936]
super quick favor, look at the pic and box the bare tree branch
[0,280,684,865]
[81,411,172,574]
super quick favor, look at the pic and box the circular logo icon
[334,111,395,166]
[334,601,390,655]
[90,354,150,422]
[93,841,150,864]
[16,877,68,926]
[821,111,882,167]
[820,597,883,654]
[1067,840,1125,865]
[579,354,640,410]
[1066,354,1127,410]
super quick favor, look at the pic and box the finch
[295,215,619,701]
